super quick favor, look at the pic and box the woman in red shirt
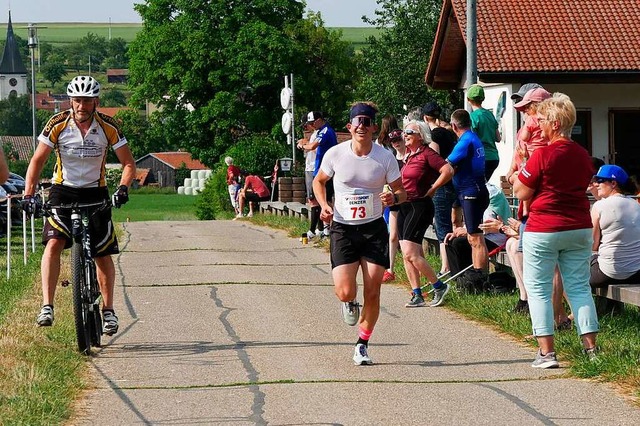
[514,93,599,368]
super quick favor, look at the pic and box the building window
[9,90,17,97]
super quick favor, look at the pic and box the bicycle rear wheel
[71,242,91,355]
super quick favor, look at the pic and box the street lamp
[27,23,38,152]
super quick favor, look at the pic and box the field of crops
[1,23,379,47]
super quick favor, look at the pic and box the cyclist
[22,75,136,335]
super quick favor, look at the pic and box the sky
[4,0,378,27]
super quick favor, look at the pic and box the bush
[195,134,286,220]
[195,167,228,220]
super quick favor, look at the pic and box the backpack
[486,271,517,294]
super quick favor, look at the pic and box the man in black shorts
[313,102,406,365]
[22,76,136,335]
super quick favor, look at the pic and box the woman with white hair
[225,156,242,214]
[398,120,454,307]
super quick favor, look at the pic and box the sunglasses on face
[350,116,373,127]
[403,129,420,136]
[594,178,612,184]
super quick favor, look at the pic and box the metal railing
[3,194,37,279]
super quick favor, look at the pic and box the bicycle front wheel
[71,242,92,355]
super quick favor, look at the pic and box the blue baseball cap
[594,165,629,185]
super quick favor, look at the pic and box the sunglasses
[593,178,613,184]
[388,129,403,140]
[350,116,373,127]
[403,129,420,136]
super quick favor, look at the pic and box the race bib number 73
[336,193,374,221]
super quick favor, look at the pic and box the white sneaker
[233,213,243,221]
[323,227,330,237]
[307,230,315,240]
[353,343,373,365]
[341,301,360,326]
[315,229,323,238]
[247,212,253,217]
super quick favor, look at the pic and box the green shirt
[470,108,500,161]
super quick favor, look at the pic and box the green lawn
[111,192,197,222]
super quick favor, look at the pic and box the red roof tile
[460,0,640,72]
[427,0,640,85]
[147,152,209,170]
[0,136,33,161]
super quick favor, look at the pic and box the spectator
[399,120,454,307]
[376,114,399,152]
[225,156,242,214]
[467,85,501,181]
[514,93,599,368]
[297,120,323,240]
[590,165,640,287]
[510,83,543,104]
[306,111,338,237]
[447,109,490,285]
[444,182,511,289]
[423,101,458,276]
[383,128,406,283]
[235,175,270,219]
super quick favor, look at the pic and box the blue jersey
[313,123,338,176]
[446,130,486,195]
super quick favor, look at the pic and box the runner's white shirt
[320,140,400,225]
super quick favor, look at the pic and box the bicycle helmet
[67,76,101,97]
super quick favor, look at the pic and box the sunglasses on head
[388,129,403,140]
[350,116,373,127]
[403,129,420,136]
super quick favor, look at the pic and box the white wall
[468,82,640,185]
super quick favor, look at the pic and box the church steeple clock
[0,11,28,100]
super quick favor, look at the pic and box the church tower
[0,11,28,100]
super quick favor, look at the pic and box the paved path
[76,220,640,425]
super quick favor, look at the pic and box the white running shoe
[307,230,315,240]
[341,301,360,326]
[247,212,253,217]
[36,305,54,326]
[353,343,373,365]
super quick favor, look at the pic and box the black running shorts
[330,218,389,269]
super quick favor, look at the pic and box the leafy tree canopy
[128,0,358,166]
[355,0,461,118]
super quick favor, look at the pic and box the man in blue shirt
[305,111,338,236]
[446,109,490,281]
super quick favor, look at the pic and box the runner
[313,102,406,365]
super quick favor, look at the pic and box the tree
[101,89,127,107]
[355,0,460,116]
[0,94,32,135]
[128,1,357,166]
[41,54,67,87]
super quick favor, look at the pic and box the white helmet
[67,76,100,97]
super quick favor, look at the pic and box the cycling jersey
[38,109,128,188]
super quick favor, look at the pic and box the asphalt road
[74,220,640,425]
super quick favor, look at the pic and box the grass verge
[1,193,201,424]
[248,213,640,403]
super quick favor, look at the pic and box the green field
[111,192,197,222]
[1,23,378,47]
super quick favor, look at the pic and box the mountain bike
[45,200,110,355]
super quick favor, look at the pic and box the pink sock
[358,326,373,341]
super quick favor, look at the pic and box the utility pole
[466,0,478,86]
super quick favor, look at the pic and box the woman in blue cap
[590,164,640,287]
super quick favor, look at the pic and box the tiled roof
[135,168,151,185]
[35,93,71,111]
[426,0,640,86]
[139,152,209,170]
[453,0,640,72]
[0,136,33,161]
[106,69,129,76]
[97,107,131,117]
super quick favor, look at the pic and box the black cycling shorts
[398,197,435,245]
[43,185,119,257]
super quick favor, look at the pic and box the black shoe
[513,299,529,314]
